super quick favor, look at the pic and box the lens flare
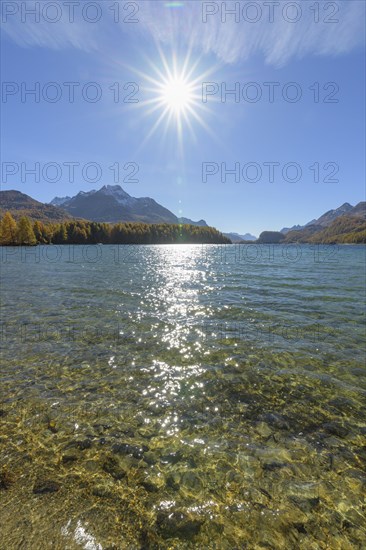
[124,46,219,154]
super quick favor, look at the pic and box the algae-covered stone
[138,427,156,439]
[322,422,348,438]
[33,479,60,494]
[92,485,113,498]
[255,421,272,438]
[84,460,99,473]
[61,453,78,465]
[261,413,290,431]
[0,468,14,490]
[141,474,165,493]
[47,419,58,433]
[262,461,287,472]
[112,443,147,459]
[156,510,203,540]
[160,450,184,465]
[143,451,158,465]
[180,471,203,494]
[289,495,320,513]
[166,472,180,491]
[102,455,127,480]
[76,438,93,450]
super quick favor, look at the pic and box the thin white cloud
[136,0,365,66]
[1,1,364,65]
[1,0,100,51]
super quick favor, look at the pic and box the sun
[126,47,218,153]
[160,76,195,115]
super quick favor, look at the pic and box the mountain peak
[282,201,364,234]
[49,185,178,224]
[101,184,123,192]
[99,184,131,202]
[336,202,353,212]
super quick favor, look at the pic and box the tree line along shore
[1,211,365,246]
[0,212,231,246]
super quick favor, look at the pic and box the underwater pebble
[92,486,113,498]
[262,461,287,471]
[322,422,349,438]
[141,474,165,493]
[102,455,127,480]
[142,451,157,465]
[62,453,78,465]
[156,510,203,540]
[76,439,93,450]
[112,443,147,459]
[261,413,290,431]
[289,496,320,513]
[160,450,184,465]
[0,470,14,490]
[33,479,60,494]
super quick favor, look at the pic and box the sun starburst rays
[129,48,217,154]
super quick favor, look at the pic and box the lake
[1,244,365,548]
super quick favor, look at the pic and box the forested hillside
[0,213,231,246]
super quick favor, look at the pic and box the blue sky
[1,0,365,236]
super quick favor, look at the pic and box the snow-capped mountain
[50,185,179,224]
[50,196,72,207]
[223,232,257,242]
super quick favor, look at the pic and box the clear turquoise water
[1,244,365,549]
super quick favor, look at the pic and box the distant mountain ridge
[3,189,362,244]
[0,186,217,229]
[283,202,366,244]
[223,232,257,242]
[281,202,365,234]
[50,185,259,235]
[50,185,179,225]
[51,196,72,206]
[177,217,208,227]
[49,185,216,229]
[0,190,71,222]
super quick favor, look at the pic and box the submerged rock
[156,510,203,540]
[289,496,320,513]
[61,453,78,465]
[76,439,93,450]
[141,474,165,493]
[92,485,113,498]
[180,471,203,494]
[102,455,127,480]
[262,461,287,471]
[112,443,147,459]
[0,469,14,490]
[261,413,290,431]
[322,422,348,438]
[47,420,58,433]
[65,438,93,451]
[33,479,60,494]
[160,450,184,465]
[166,472,180,491]
[143,451,158,465]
